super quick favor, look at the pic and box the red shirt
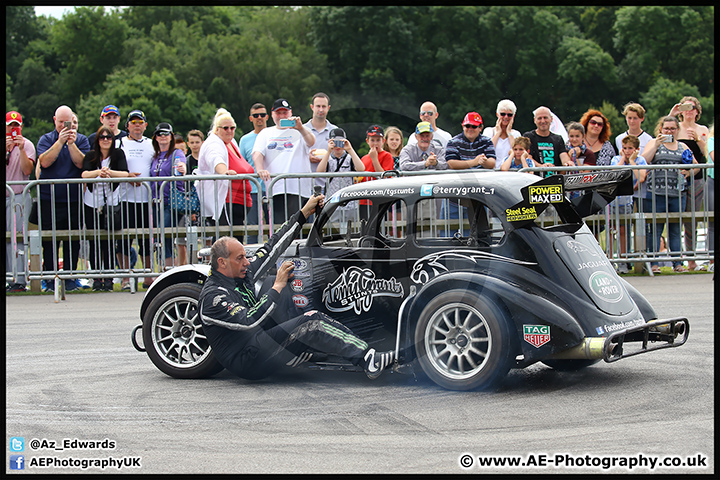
[226,142,254,207]
[359,149,395,205]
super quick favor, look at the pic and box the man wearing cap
[87,105,127,147]
[117,109,156,290]
[406,101,453,149]
[36,105,91,290]
[6,111,36,292]
[399,122,448,171]
[239,103,269,243]
[445,112,496,170]
[305,92,337,189]
[252,98,316,225]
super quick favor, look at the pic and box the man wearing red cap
[445,112,496,170]
[6,111,36,292]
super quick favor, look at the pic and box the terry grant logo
[523,325,550,348]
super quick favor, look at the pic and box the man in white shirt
[406,101,453,149]
[252,98,316,225]
[117,109,155,290]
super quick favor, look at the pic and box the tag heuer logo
[523,325,550,348]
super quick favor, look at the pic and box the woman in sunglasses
[81,126,129,290]
[196,108,254,243]
[150,122,187,268]
[579,109,614,166]
[483,99,521,170]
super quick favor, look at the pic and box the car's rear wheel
[414,290,515,391]
[142,283,224,378]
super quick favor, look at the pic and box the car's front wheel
[415,290,515,391]
[142,283,224,378]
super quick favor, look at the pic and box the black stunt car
[133,170,689,390]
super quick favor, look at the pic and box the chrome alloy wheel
[423,302,492,380]
[150,295,212,369]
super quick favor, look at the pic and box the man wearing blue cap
[87,105,127,147]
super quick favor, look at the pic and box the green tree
[48,6,129,102]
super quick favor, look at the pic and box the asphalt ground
[5,273,714,474]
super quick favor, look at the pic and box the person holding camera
[35,105,91,291]
[252,98,316,225]
[81,126,129,290]
[316,128,364,232]
[6,111,36,292]
[641,115,699,273]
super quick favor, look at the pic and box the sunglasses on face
[420,111,436,116]
[463,124,481,129]
[589,120,604,127]
[219,125,237,131]
[499,112,514,117]
[99,135,113,140]
[129,120,145,125]
[251,113,267,118]
[156,132,172,137]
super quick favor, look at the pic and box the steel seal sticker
[322,266,404,314]
[505,205,538,222]
[523,325,551,348]
[588,271,624,303]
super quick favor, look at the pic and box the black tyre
[541,359,600,371]
[142,283,224,379]
[414,290,515,391]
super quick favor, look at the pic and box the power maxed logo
[322,266,403,314]
[528,184,564,204]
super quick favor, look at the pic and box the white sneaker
[363,348,395,379]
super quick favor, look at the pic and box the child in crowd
[317,128,365,233]
[500,136,534,171]
[565,122,596,169]
[609,135,648,273]
[383,126,404,170]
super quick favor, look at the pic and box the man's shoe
[92,280,105,291]
[7,283,27,292]
[65,280,79,291]
[363,348,395,379]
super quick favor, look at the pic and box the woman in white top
[483,99,521,170]
[196,108,240,229]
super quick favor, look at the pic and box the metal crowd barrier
[6,165,714,296]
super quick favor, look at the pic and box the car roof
[330,171,541,210]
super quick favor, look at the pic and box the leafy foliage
[6,5,714,150]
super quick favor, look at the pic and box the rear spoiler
[503,171,634,227]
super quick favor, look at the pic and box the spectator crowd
[6,94,715,292]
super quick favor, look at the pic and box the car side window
[415,198,505,247]
[317,198,406,248]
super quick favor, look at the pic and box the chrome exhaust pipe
[548,337,615,360]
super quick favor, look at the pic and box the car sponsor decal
[588,271,624,303]
[322,266,404,314]
[528,184,564,204]
[566,239,600,257]
[523,325,551,348]
[505,205,538,222]
[290,278,304,292]
[411,250,537,285]
[279,258,311,277]
[292,294,309,308]
[337,187,416,200]
[601,318,645,334]
[423,185,495,197]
